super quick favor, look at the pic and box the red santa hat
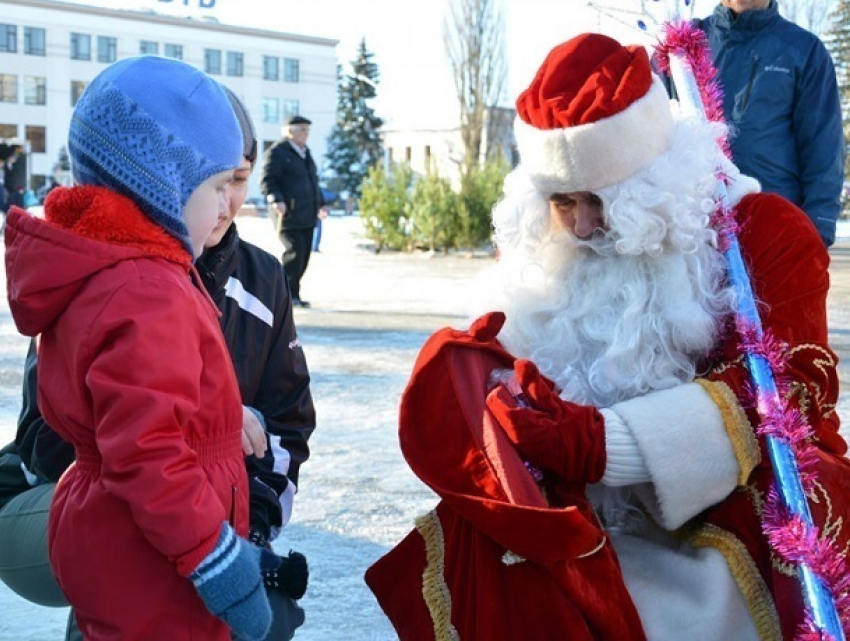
[515,33,675,195]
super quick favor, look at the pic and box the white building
[0,0,337,203]
[382,106,517,188]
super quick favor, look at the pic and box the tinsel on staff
[654,20,849,641]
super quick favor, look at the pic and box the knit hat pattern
[514,33,675,195]
[69,56,242,249]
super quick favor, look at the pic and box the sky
[67,0,716,128]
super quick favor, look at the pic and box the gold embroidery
[782,380,811,419]
[415,511,461,641]
[770,554,796,577]
[697,379,761,485]
[743,484,764,517]
[707,354,746,377]
[688,523,783,641]
[788,343,836,407]
[808,480,848,555]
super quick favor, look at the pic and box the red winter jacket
[4,186,248,640]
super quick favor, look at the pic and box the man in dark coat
[261,115,327,307]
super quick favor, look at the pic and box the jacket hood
[5,185,191,336]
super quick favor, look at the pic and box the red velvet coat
[4,187,248,640]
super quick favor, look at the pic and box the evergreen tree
[325,39,384,200]
[824,0,850,186]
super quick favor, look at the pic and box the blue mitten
[191,522,272,641]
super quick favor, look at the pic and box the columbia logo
[764,65,791,74]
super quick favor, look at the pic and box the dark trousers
[280,227,314,300]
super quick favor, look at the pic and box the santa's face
[549,192,606,239]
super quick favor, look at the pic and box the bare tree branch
[778,0,835,36]
[444,0,508,171]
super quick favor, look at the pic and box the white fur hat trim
[515,77,676,195]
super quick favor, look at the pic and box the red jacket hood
[5,185,191,336]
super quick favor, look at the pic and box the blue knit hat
[68,56,242,249]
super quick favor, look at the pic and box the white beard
[471,115,745,408]
[487,236,731,407]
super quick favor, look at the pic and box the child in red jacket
[4,56,294,640]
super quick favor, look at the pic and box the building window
[70,33,91,60]
[24,76,46,105]
[226,51,243,77]
[424,145,431,170]
[164,43,183,60]
[25,125,46,153]
[204,48,221,75]
[24,27,45,56]
[0,24,16,53]
[140,40,158,55]
[283,58,300,83]
[97,36,116,63]
[262,97,279,124]
[263,56,279,81]
[71,80,88,107]
[0,124,16,137]
[282,99,299,120]
[0,74,16,103]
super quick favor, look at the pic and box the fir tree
[325,39,384,200]
[824,0,850,187]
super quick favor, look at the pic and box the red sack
[365,313,645,640]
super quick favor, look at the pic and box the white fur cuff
[607,382,740,530]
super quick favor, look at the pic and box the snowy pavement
[0,213,847,640]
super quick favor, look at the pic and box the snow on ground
[0,213,847,640]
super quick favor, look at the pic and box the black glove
[260,549,309,600]
[248,528,269,548]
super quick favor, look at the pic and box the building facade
[382,106,517,188]
[0,0,337,202]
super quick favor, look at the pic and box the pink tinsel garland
[656,19,850,638]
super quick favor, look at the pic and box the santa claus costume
[366,33,849,640]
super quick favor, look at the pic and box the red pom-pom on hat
[514,33,675,194]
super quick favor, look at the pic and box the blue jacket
[697,1,845,246]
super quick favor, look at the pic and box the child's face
[184,169,234,258]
